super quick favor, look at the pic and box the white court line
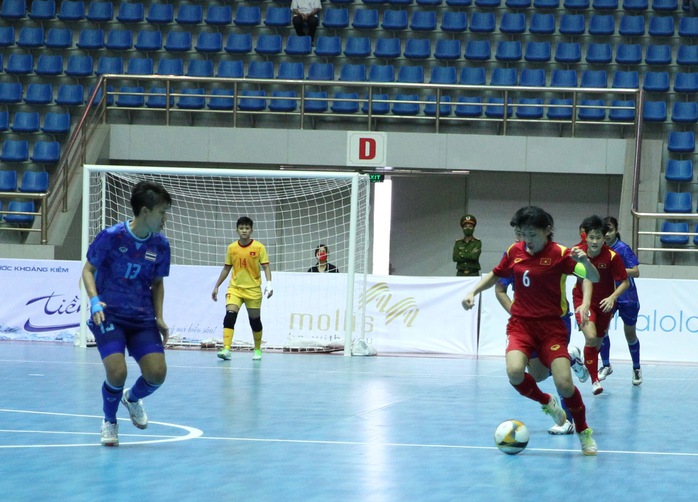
[0,409,203,448]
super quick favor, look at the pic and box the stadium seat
[106,29,133,50]
[315,36,342,57]
[404,39,431,60]
[175,3,202,24]
[339,64,367,81]
[205,5,231,26]
[254,34,282,55]
[459,67,486,85]
[6,54,34,75]
[524,42,552,63]
[29,0,56,20]
[430,66,457,85]
[145,87,174,108]
[455,97,483,118]
[17,27,44,48]
[234,6,261,26]
[609,100,636,121]
[117,2,144,23]
[186,59,213,78]
[207,89,235,111]
[619,15,645,36]
[589,14,615,35]
[649,16,675,37]
[304,91,328,113]
[495,41,522,62]
[392,94,421,116]
[677,45,698,66]
[500,13,525,34]
[264,7,291,27]
[516,98,544,119]
[592,0,618,8]
[555,43,582,64]
[666,160,693,182]
[668,131,696,153]
[177,89,205,110]
[374,38,401,59]
[644,71,670,92]
[643,100,667,122]
[646,44,673,65]
[323,8,349,29]
[490,68,517,86]
[164,31,192,52]
[10,112,40,133]
[45,27,72,49]
[65,55,94,78]
[551,69,578,87]
[277,61,305,80]
[615,44,643,65]
[485,98,513,119]
[475,0,501,6]
[679,17,698,38]
[446,0,473,5]
[24,83,53,105]
[76,28,104,50]
[559,14,585,35]
[0,82,23,104]
[529,13,555,35]
[465,40,491,61]
[424,95,452,117]
[664,192,692,212]
[195,32,222,53]
[88,84,113,106]
[126,57,154,76]
[382,9,408,31]
[506,0,531,6]
[672,102,698,124]
[353,9,379,29]
[224,33,252,54]
[623,0,648,10]
[0,26,15,47]
[410,10,436,31]
[146,2,173,23]
[217,60,244,78]
[547,99,573,120]
[238,90,267,112]
[586,43,612,64]
[18,171,49,193]
[156,58,184,76]
[86,1,113,22]
[440,11,466,33]
[0,140,29,162]
[345,37,372,58]
[247,61,274,79]
[308,63,335,81]
[1,0,26,19]
[4,201,35,225]
[362,92,390,115]
[331,92,360,114]
[434,40,462,61]
[0,170,17,191]
[612,71,640,89]
[398,65,424,83]
[96,56,123,76]
[578,99,606,121]
[660,221,689,246]
[520,68,546,87]
[652,0,676,9]
[32,55,66,86]
[269,91,297,113]
[30,141,60,163]
[565,0,590,7]
[469,12,495,33]
[55,84,84,106]
[417,0,442,5]
[0,112,6,132]
[368,64,395,82]
[57,1,85,21]
[581,70,608,88]
[674,72,698,93]
[41,112,71,135]
[285,36,312,56]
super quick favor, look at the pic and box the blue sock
[102,381,123,423]
[128,376,161,401]
[628,339,641,369]
[600,336,611,367]
[559,392,573,423]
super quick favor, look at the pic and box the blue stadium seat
[0,112,7,132]
[609,100,636,121]
[619,15,646,36]
[485,97,513,118]
[500,13,525,34]
[506,0,531,7]
[224,33,252,54]
[674,72,698,93]
[175,3,202,25]
[345,37,372,58]
[10,112,40,133]
[164,31,192,52]
[205,5,231,26]
[277,61,305,80]
[29,0,56,20]
[664,192,692,213]
[490,67,517,86]
[586,43,612,64]
[455,97,483,118]
[672,102,698,124]
[19,171,49,193]
[285,36,312,56]
[145,87,174,108]
[665,160,693,182]
[0,82,23,104]
[416,0,442,5]
[135,30,162,51]
[247,61,274,79]
[410,10,437,31]
[404,39,431,60]
[255,34,282,55]
[555,42,581,63]
[234,6,261,27]
[679,17,698,38]
[269,91,297,113]
[643,100,667,122]
[339,64,367,81]
[623,0,648,10]
[25,83,53,105]
[424,95,452,117]
[644,71,670,92]
[146,3,173,23]
[398,65,424,83]
[55,84,84,106]
[547,99,573,120]
[353,9,379,29]
[177,89,205,110]
[86,1,113,22]
[581,70,608,88]
[382,9,408,31]
[331,92,360,114]
[0,26,15,47]
[4,201,35,225]
[551,69,578,87]
[441,11,466,33]
[315,36,342,57]
[195,32,222,53]
[529,13,555,34]
[677,45,698,66]
[58,1,85,21]
[106,29,133,50]
[0,140,29,162]
[475,0,501,6]
[323,8,349,29]
[565,0,590,7]
[649,16,675,37]
[592,0,618,8]
[646,44,672,65]
[217,60,243,78]
[616,44,642,65]
[308,63,335,81]
[524,41,551,63]
[207,89,235,110]
[520,68,546,87]
[459,67,486,85]
[430,66,457,85]
[668,131,696,153]
[434,39,462,61]
[1,0,26,19]
[374,38,402,59]
[368,64,395,82]
[589,14,615,35]
[156,58,184,76]
[559,14,585,35]
[96,56,123,76]
[126,57,154,75]
[265,7,291,27]
[652,0,677,10]
[469,12,495,33]
[516,98,544,119]
[88,84,113,106]
[446,0,472,5]
[65,55,94,77]
[304,92,328,113]
[186,59,213,78]
[495,41,522,62]
[660,222,689,246]
[31,142,60,163]
[77,28,105,50]
[117,2,144,23]
[17,26,44,48]
[578,99,606,121]
[238,90,267,112]
[116,85,145,107]
[465,40,491,61]
[392,94,421,116]
[0,170,17,191]
[6,54,34,75]
[612,71,640,89]
[41,112,71,135]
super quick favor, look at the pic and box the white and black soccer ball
[494,419,529,455]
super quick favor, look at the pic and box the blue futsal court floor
[1,342,697,501]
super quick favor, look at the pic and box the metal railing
[0,191,49,244]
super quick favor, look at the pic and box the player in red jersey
[462,206,600,455]
[572,215,629,396]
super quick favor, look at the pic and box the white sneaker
[541,395,567,426]
[632,368,643,386]
[598,365,613,381]
[592,380,604,395]
[252,349,262,360]
[548,420,574,435]
[101,420,119,446]
[121,388,148,429]
[569,346,589,383]
[578,428,598,456]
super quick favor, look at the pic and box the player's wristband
[90,296,103,315]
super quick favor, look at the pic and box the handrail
[0,191,49,244]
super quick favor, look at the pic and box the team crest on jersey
[514,258,522,263]
[551,344,561,351]
[250,251,256,256]
[119,247,128,253]
[540,258,552,265]
[598,263,608,269]
[145,251,157,262]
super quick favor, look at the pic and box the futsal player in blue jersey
[600,217,643,386]
[82,181,173,446]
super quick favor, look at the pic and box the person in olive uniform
[453,214,482,277]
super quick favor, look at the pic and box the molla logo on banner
[346,132,387,167]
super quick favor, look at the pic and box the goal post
[78,165,371,355]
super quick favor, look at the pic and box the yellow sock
[223,328,234,350]
[253,331,262,351]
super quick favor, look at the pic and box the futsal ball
[494,419,529,455]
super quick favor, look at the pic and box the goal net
[79,165,371,354]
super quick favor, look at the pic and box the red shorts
[506,316,570,369]
[574,307,613,338]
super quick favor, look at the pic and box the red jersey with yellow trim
[492,241,578,319]
[225,239,269,290]
[572,243,627,305]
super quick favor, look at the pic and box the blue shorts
[88,315,164,362]
[615,301,640,326]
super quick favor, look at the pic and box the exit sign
[368,173,385,183]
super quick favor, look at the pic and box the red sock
[512,373,549,405]
[584,345,599,382]
[562,387,589,433]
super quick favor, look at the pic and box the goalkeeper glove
[90,296,104,315]
[264,282,273,298]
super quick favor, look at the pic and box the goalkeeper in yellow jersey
[212,216,273,361]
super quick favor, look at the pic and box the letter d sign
[347,132,386,167]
